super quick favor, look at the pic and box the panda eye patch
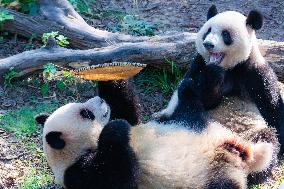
[80,109,95,120]
[222,30,233,45]
[203,27,211,40]
[46,131,65,150]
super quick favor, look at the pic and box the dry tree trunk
[0,0,284,82]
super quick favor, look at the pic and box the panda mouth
[209,52,224,64]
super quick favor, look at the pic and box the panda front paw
[178,78,197,99]
[98,119,132,148]
[203,64,225,85]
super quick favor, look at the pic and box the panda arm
[163,65,225,131]
[243,64,284,154]
[98,80,141,125]
[64,120,138,189]
[152,53,207,120]
[183,53,206,79]
[167,78,208,131]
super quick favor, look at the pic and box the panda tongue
[209,53,222,64]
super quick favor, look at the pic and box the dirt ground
[94,0,284,41]
[0,0,284,188]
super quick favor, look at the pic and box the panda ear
[35,113,50,127]
[207,5,218,20]
[246,10,263,30]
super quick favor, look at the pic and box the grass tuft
[0,104,57,138]
[19,167,54,189]
[135,59,183,95]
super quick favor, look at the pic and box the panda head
[196,5,263,69]
[35,96,110,185]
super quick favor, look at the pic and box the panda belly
[208,96,267,133]
[208,81,284,145]
[129,121,221,189]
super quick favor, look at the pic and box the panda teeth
[209,52,224,64]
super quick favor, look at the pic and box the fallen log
[0,35,196,78]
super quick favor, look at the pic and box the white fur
[196,11,263,69]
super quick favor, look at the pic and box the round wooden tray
[72,62,147,81]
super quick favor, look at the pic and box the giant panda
[153,5,283,185]
[195,5,284,153]
[36,96,274,189]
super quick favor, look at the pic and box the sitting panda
[197,5,284,153]
[153,5,282,185]
[36,76,274,189]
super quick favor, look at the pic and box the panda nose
[203,42,214,50]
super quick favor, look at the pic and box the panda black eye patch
[222,30,233,45]
[46,131,65,150]
[80,109,95,120]
[203,27,211,40]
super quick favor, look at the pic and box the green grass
[135,59,183,95]
[0,104,58,138]
[249,162,284,189]
[19,167,53,189]
[0,103,60,188]
[18,134,57,189]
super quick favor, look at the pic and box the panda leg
[98,80,141,125]
[244,127,280,186]
[95,119,139,189]
[64,120,138,189]
[206,178,240,189]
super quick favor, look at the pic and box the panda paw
[98,119,132,148]
[178,78,197,99]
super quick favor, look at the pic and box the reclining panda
[36,76,274,189]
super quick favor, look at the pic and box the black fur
[206,178,240,189]
[46,131,65,150]
[246,10,263,30]
[224,59,284,154]
[160,78,207,131]
[80,109,96,120]
[207,5,218,20]
[64,119,139,189]
[184,54,225,110]
[203,42,214,51]
[160,55,225,132]
[222,30,233,45]
[35,113,50,127]
[98,80,141,125]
